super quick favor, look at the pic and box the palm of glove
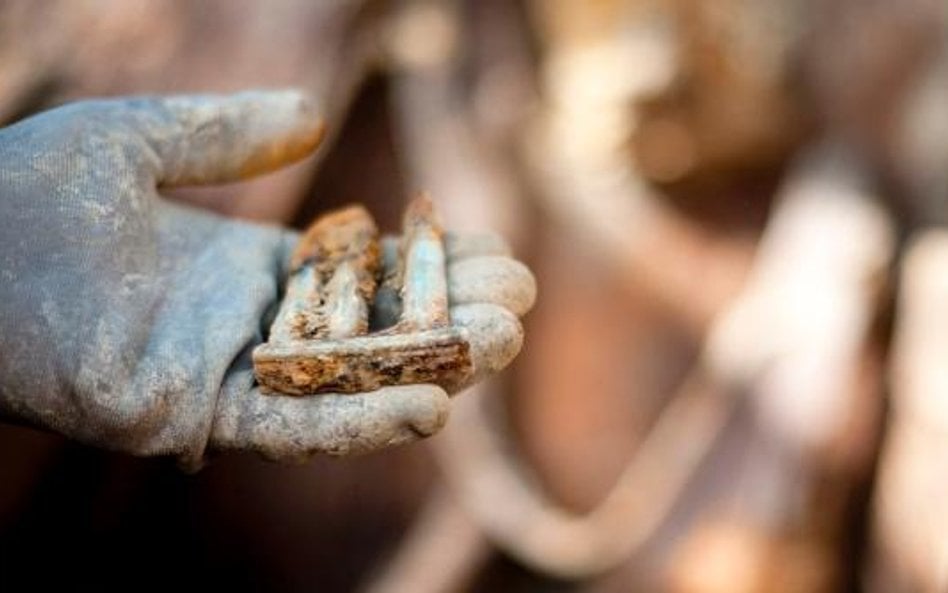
[0,91,534,468]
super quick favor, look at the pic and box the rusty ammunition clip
[253,196,474,395]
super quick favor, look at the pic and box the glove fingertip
[449,256,537,316]
[451,303,524,384]
[445,231,512,261]
[374,384,451,438]
[235,90,327,179]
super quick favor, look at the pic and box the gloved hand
[0,90,535,469]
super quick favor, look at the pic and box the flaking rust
[253,196,474,395]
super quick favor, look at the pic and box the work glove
[0,91,535,469]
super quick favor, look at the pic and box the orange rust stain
[238,117,327,179]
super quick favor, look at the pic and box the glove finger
[451,303,524,388]
[449,256,537,316]
[213,383,449,462]
[383,232,513,266]
[445,231,512,261]
[120,90,325,186]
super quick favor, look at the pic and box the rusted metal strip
[254,329,471,395]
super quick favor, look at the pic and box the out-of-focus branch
[661,145,894,593]
[359,485,489,593]
[436,373,729,580]
[870,232,948,593]
[520,8,752,334]
[706,143,893,465]
[383,0,529,242]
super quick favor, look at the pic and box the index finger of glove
[118,90,326,187]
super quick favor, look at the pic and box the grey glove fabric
[0,91,536,469]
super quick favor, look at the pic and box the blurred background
[0,1,945,591]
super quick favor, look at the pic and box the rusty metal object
[254,196,474,395]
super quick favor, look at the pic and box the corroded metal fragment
[254,196,474,395]
[254,329,471,395]
[270,205,380,342]
[399,196,450,330]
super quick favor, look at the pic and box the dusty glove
[0,91,535,469]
